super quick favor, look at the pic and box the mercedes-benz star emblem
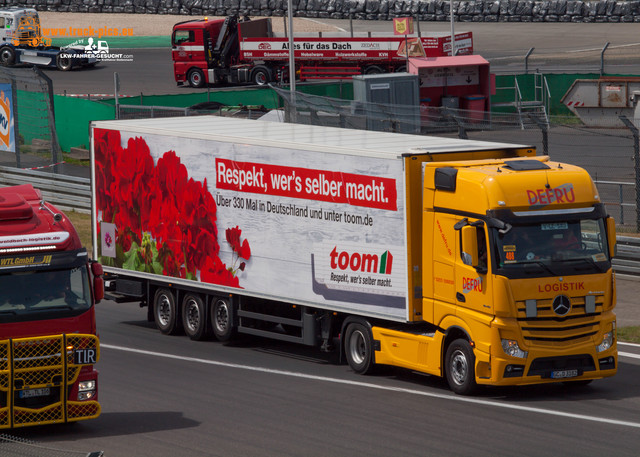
[552,295,571,316]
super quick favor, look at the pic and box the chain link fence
[0,67,62,170]
[116,102,269,120]
[272,86,639,232]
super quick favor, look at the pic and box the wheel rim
[157,294,171,327]
[185,298,200,332]
[214,300,229,334]
[450,349,468,385]
[255,72,267,85]
[348,329,367,365]
[191,73,201,85]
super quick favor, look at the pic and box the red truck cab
[0,184,103,428]
[172,18,226,87]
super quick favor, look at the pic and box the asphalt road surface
[9,299,640,457]
[41,21,640,96]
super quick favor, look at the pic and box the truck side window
[174,30,194,45]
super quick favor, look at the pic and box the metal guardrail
[0,165,90,213]
[0,165,638,274]
[613,235,640,277]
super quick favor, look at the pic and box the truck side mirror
[461,225,478,268]
[606,217,617,258]
[91,262,104,303]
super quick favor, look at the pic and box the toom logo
[330,246,393,274]
[527,183,576,207]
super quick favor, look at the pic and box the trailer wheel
[344,322,376,375]
[56,54,73,71]
[395,65,407,73]
[154,288,181,335]
[182,294,210,340]
[211,298,235,342]
[252,66,271,86]
[0,47,15,66]
[444,339,477,395]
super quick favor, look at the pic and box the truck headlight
[596,331,614,353]
[501,339,528,359]
[78,380,96,401]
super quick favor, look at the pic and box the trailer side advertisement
[93,128,409,320]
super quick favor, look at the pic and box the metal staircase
[493,73,551,128]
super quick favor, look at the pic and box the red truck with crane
[0,184,103,428]
[172,14,473,87]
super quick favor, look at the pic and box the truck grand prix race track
[13,19,640,457]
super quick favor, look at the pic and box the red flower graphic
[94,129,249,288]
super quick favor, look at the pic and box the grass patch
[618,326,640,344]
[67,211,93,256]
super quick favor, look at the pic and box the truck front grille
[516,294,603,346]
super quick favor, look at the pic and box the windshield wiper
[521,260,558,276]
[555,256,607,273]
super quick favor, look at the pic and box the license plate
[19,388,50,398]
[551,369,579,379]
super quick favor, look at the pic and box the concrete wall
[8,0,640,23]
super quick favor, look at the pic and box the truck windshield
[0,267,92,322]
[494,219,610,277]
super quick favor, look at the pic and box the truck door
[454,219,492,316]
[172,27,205,84]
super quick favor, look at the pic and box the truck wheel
[252,66,271,86]
[211,298,235,342]
[364,65,384,75]
[445,339,478,395]
[182,294,209,341]
[0,47,15,66]
[56,54,72,71]
[344,322,376,375]
[188,69,205,88]
[154,288,181,335]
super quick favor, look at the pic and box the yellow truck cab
[375,153,616,394]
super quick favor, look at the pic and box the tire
[395,65,407,73]
[153,288,181,335]
[0,47,15,67]
[187,69,205,88]
[182,294,209,341]
[344,322,376,375]
[56,54,72,71]
[364,65,384,75]
[445,339,477,395]
[211,298,235,342]
[252,66,271,86]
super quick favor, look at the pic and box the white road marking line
[102,343,640,429]
[620,351,640,359]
